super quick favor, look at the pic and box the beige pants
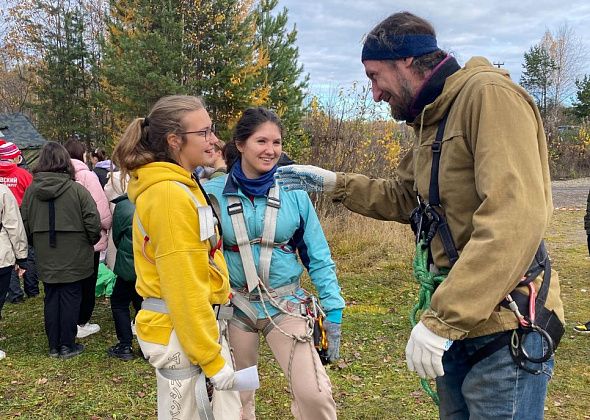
[229,316,337,420]
[138,321,241,420]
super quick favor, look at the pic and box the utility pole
[493,61,504,68]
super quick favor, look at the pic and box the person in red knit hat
[0,135,38,304]
[0,139,33,205]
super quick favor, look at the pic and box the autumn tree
[3,0,109,143]
[180,0,266,136]
[103,0,266,140]
[540,24,588,107]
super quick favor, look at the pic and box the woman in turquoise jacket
[204,107,344,420]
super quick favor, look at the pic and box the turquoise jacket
[204,175,344,323]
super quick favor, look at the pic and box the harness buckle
[227,202,243,215]
[267,196,280,209]
[431,141,442,153]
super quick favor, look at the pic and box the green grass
[1,210,589,419]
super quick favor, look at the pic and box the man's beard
[389,75,415,122]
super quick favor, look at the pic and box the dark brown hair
[63,138,86,161]
[33,142,75,179]
[224,107,283,169]
[366,11,447,77]
[91,148,107,161]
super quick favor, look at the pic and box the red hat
[0,141,22,160]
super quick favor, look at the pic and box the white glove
[209,362,235,390]
[275,165,337,192]
[405,321,453,379]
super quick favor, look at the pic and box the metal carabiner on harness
[410,196,439,249]
[509,325,554,375]
[506,282,555,374]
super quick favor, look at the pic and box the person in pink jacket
[64,139,112,338]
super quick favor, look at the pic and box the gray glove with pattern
[323,320,342,362]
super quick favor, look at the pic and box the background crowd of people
[0,135,143,360]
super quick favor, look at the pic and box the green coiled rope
[410,239,449,406]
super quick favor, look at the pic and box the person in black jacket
[107,193,142,360]
[574,188,590,334]
[90,148,113,189]
[20,142,101,358]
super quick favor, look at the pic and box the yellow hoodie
[128,162,230,377]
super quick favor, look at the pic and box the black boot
[59,343,85,359]
[107,343,135,361]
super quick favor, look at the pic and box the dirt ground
[552,177,590,210]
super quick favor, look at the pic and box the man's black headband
[361,34,439,61]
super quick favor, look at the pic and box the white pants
[138,321,241,420]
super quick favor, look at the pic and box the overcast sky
[278,0,590,97]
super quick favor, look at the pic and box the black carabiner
[520,324,554,364]
[509,327,554,375]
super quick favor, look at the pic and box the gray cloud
[279,0,590,94]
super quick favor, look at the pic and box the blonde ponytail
[112,95,205,180]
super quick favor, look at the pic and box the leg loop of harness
[157,365,215,420]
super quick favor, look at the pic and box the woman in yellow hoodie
[113,95,240,420]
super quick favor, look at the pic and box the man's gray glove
[323,320,341,362]
[275,165,337,192]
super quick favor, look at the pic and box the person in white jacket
[64,139,113,338]
[0,183,28,359]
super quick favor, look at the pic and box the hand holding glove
[209,362,235,390]
[15,260,27,278]
[323,320,342,363]
[275,165,337,193]
[405,321,453,379]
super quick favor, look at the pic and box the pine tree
[573,75,590,120]
[520,44,557,116]
[34,7,93,141]
[101,0,185,139]
[253,0,308,157]
[180,0,265,137]
[5,0,109,144]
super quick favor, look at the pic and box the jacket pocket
[209,249,230,303]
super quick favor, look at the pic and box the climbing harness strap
[410,112,459,265]
[142,297,234,320]
[468,242,564,372]
[227,183,281,291]
[135,181,223,266]
[158,364,214,420]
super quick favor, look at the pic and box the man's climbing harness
[407,110,564,405]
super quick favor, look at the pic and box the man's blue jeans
[436,330,554,420]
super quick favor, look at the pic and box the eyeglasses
[179,124,215,139]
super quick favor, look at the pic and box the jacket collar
[222,173,240,195]
[409,55,461,122]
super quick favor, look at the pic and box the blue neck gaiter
[231,159,277,197]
